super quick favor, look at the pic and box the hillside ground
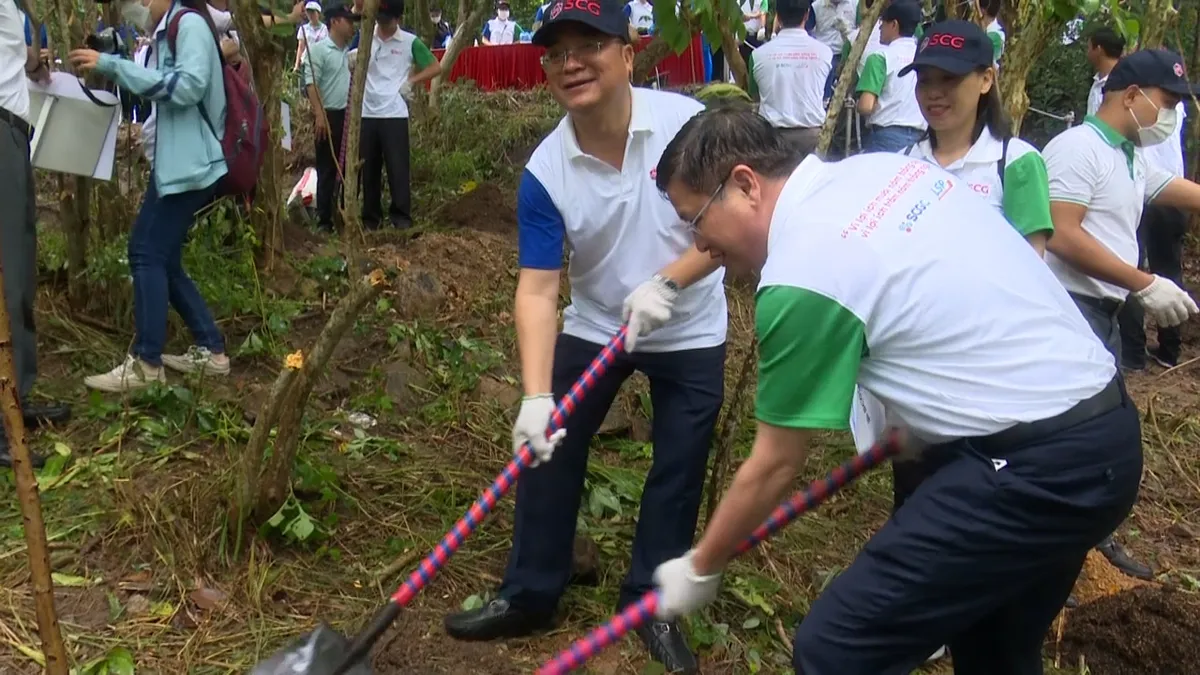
[1,85,1199,675]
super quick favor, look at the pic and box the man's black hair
[1088,26,1126,59]
[977,0,1000,18]
[655,106,805,196]
[886,2,922,37]
[775,0,812,28]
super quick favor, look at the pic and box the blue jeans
[862,125,924,154]
[793,380,1140,675]
[500,333,725,612]
[824,55,842,101]
[129,176,225,367]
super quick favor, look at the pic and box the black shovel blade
[249,623,374,675]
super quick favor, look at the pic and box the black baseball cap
[1104,48,1198,97]
[532,0,632,47]
[899,19,992,76]
[881,0,922,27]
[324,4,360,22]
[377,0,403,19]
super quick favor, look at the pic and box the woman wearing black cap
[900,19,1053,254]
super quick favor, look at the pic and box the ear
[622,42,635,77]
[729,164,757,197]
[979,67,995,94]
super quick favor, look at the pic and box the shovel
[249,325,632,675]
[536,433,904,675]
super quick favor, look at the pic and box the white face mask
[120,0,154,33]
[1129,90,1178,147]
[497,9,510,20]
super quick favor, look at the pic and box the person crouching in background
[70,0,231,392]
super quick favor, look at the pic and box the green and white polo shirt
[855,37,926,131]
[755,153,1115,442]
[903,129,1053,239]
[1043,115,1175,301]
[986,19,1005,63]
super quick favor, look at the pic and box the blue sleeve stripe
[482,22,491,38]
[517,169,566,270]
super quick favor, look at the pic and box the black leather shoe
[635,620,699,674]
[0,437,46,469]
[23,402,71,428]
[443,598,553,641]
[1096,535,1153,580]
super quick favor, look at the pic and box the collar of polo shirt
[911,128,1005,169]
[562,86,654,160]
[1083,114,1135,175]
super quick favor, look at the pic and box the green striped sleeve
[747,52,759,99]
[755,286,864,430]
[1001,151,1054,238]
[856,52,886,95]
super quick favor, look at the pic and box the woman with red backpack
[69,0,233,392]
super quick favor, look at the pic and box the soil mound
[439,183,516,234]
[1060,585,1200,675]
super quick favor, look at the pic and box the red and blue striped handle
[390,323,630,607]
[332,326,631,675]
[535,436,902,675]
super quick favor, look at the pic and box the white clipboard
[27,72,121,181]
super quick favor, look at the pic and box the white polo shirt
[1043,116,1174,301]
[518,88,727,352]
[741,0,764,37]
[844,21,882,75]
[358,28,434,119]
[811,0,855,53]
[753,153,1114,443]
[0,0,29,122]
[855,36,925,131]
[625,0,654,31]
[903,129,1053,238]
[747,28,832,129]
[297,21,329,46]
[483,18,519,44]
[986,19,1005,62]
[1086,72,1107,116]
[1143,102,1187,178]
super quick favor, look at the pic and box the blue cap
[1104,48,1198,97]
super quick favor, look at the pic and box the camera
[85,27,128,56]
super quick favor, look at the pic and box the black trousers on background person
[1118,204,1189,368]
[360,116,412,230]
[314,108,346,231]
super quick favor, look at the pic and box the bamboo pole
[0,260,69,674]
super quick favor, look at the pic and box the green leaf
[461,594,484,611]
[742,616,761,629]
[52,573,91,587]
[105,647,135,675]
[287,510,316,541]
[640,662,667,675]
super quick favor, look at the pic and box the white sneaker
[84,355,166,393]
[927,646,947,662]
[161,346,231,376]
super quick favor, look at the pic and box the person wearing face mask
[430,5,453,48]
[68,0,232,391]
[1043,49,1200,585]
[482,1,521,45]
[442,1,726,671]
[649,106,1137,675]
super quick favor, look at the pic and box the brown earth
[437,183,518,235]
[1060,586,1200,675]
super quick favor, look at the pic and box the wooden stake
[0,258,69,673]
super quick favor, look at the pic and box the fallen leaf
[189,587,228,610]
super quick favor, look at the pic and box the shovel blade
[249,623,374,675]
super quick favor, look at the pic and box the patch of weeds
[296,253,349,294]
[389,320,506,393]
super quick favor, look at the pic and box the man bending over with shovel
[443,0,727,672]
[649,108,1142,675]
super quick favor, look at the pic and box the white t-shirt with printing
[749,28,832,129]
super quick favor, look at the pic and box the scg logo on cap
[549,1,563,18]
[928,33,965,49]
[1175,62,1185,77]
[560,0,601,14]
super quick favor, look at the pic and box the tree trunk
[0,262,69,675]
[720,29,747,87]
[1138,0,1179,50]
[231,0,287,270]
[412,0,434,47]
[339,0,379,269]
[243,270,386,524]
[632,36,674,84]
[997,1,1061,134]
[429,0,488,114]
[1189,7,1200,183]
[816,0,887,155]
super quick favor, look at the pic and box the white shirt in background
[811,0,855,54]
[0,0,30,122]
[1086,72,1107,117]
[625,0,653,31]
[858,36,924,130]
[297,21,329,45]
[359,28,421,118]
[741,0,763,37]
[749,28,831,129]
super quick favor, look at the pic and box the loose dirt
[1060,585,1200,675]
[1070,550,1152,605]
[438,183,517,235]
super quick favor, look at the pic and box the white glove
[1133,275,1198,328]
[512,394,566,466]
[622,275,678,352]
[652,550,722,620]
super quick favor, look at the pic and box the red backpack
[168,8,268,199]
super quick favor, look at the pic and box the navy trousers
[795,382,1142,674]
[500,333,725,612]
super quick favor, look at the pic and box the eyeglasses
[686,181,726,234]
[540,40,614,71]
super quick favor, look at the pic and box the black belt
[1069,291,1122,316]
[0,106,32,139]
[976,376,1122,454]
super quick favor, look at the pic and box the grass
[2,83,1198,675]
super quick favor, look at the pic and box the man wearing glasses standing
[442,1,726,671]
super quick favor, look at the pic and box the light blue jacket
[96,4,227,196]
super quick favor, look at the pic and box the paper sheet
[849,385,887,455]
[280,102,292,151]
[27,72,121,181]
